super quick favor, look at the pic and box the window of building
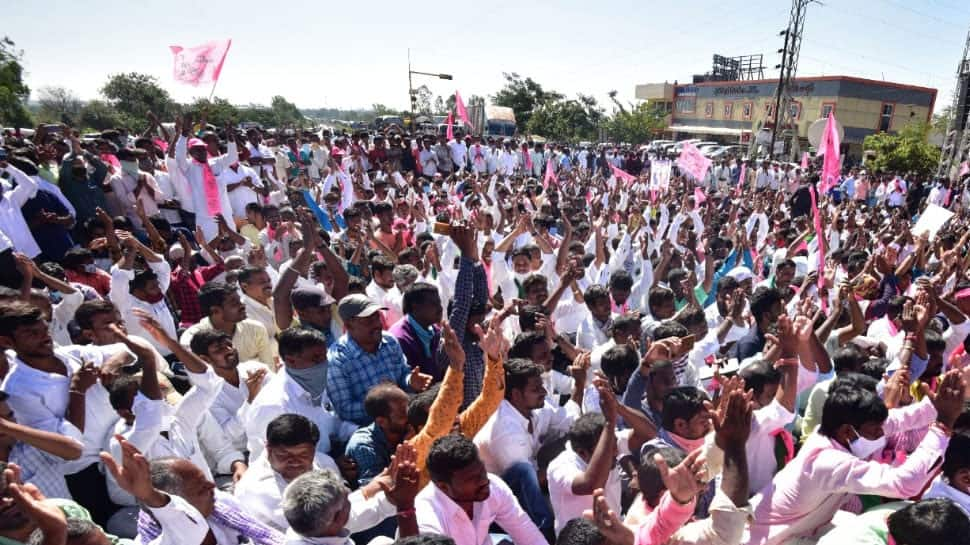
[742,102,753,120]
[704,101,714,118]
[821,102,836,118]
[764,102,775,121]
[723,102,733,119]
[878,103,894,132]
[676,97,695,114]
[789,101,802,121]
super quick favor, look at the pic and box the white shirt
[223,164,264,220]
[2,344,120,475]
[866,316,904,363]
[576,313,615,352]
[108,261,176,356]
[235,453,392,533]
[704,303,750,345]
[415,474,547,545]
[152,169,183,224]
[419,149,438,176]
[108,170,162,228]
[205,360,272,452]
[747,399,796,495]
[366,281,403,327]
[0,164,41,257]
[174,135,239,240]
[449,141,468,168]
[50,290,83,348]
[469,145,489,173]
[244,369,357,460]
[474,399,579,475]
[138,490,250,545]
[547,434,630,535]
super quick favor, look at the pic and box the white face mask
[849,427,886,460]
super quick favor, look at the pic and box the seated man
[179,282,275,367]
[924,431,970,513]
[236,414,403,533]
[326,294,432,426]
[389,282,444,381]
[744,370,964,545]
[245,328,357,461]
[473,358,580,538]
[103,437,282,545]
[416,434,548,545]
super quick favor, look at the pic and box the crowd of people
[0,113,968,545]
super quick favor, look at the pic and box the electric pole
[769,0,815,160]
[937,30,970,181]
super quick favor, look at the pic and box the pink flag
[170,39,232,86]
[445,111,454,141]
[735,164,747,197]
[693,187,707,208]
[801,152,809,169]
[609,164,637,187]
[455,91,472,127]
[809,185,827,312]
[677,143,712,182]
[818,113,841,193]
[543,158,558,189]
[961,162,970,177]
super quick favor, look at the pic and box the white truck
[469,104,517,140]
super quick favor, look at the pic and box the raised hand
[656,448,708,504]
[2,464,67,543]
[928,370,966,429]
[475,321,508,362]
[584,488,635,545]
[441,322,466,370]
[245,368,268,403]
[713,387,754,449]
[383,442,419,508]
[100,435,166,506]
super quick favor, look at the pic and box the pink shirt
[633,493,696,545]
[743,398,945,545]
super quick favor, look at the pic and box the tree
[413,85,433,116]
[526,94,604,141]
[932,104,954,136]
[36,86,83,125]
[268,95,304,127]
[604,101,668,145]
[492,73,563,131]
[186,97,239,127]
[863,122,940,177]
[0,37,32,127]
[101,73,176,131]
[79,100,124,131]
[372,103,397,116]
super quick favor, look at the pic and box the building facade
[638,76,936,154]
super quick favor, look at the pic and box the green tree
[605,101,667,144]
[372,103,397,116]
[0,37,32,127]
[36,86,83,125]
[413,85,433,115]
[526,94,604,141]
[186,96,239,127]
[79,100,124,131]
[270,95,304,127]
[492,73,563,131]
[863,122,940,177]
[100,72,176,131]
[933,104,954,136]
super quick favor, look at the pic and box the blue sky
[7,0,969,114]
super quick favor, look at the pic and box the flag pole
[207,78,219,102]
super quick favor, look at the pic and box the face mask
[83,263,97,274]
[513,271,530,284]
[667,430,707,453]
[286,363,328,404]
[849,427,886,460]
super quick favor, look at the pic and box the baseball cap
[291,286,337,310]
[727,266,753,283]
[337,294,386,321]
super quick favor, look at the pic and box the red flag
[455,91,472,127]
[445,111,454,141]
[170,39,232,86]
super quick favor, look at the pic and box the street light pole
[406,50,453,117]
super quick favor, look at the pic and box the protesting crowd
[0,111,969,545]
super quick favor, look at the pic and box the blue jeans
[501,462,553,536]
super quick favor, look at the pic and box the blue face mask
[423,184,431,194]
[286,363,328,404]
[49,290,62,304]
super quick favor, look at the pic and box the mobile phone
[680,334,696,351]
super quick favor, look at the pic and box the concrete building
[636,76,936,155]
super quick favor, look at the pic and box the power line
[877,0,967,29]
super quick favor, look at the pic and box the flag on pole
[809,185,827,312]
[522,143,533,171]
[455,91,472,127]
[170,39,232,86]
[445,111,454,141]
[694,187,707,208]
[735,164,747,197]
[817,114,841,193]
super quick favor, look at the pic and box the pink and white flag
[809,185,827,312]
[445,111,454,141]
[170,39,232,86]
[694,187,707,208]
[609,164,637,187]
[735,164,747,197]
[455,91,472,127]
[677,143,712,182]
[817,114,841,193]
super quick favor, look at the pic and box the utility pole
[937,30,970,180]
[406,49,452,118]
[769,0,814,160]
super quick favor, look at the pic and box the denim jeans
[501,461,554,537]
